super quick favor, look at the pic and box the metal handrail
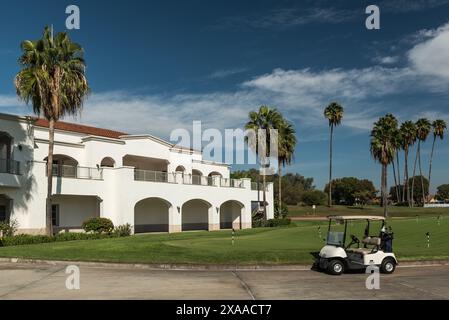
[51,164,103,180]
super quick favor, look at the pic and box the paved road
[0,262,448,299]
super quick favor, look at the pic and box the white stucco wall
[1,113,275,235]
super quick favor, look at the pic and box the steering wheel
[347,234,360,248]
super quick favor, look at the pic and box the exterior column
[169,204,181,233]
[208,205,220,231]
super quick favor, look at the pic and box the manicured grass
[288,204,449,218]
[0,216,448,265]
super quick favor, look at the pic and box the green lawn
[0,216,448,265]
[288,204,449,218]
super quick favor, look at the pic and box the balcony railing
[220,178,244,188]
[51,164,103,180]
[134,169,169,183]
[133,169,245,188]
[0,158,20,175]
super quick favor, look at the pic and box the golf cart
[316,215,397,275]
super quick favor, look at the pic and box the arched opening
[220,200,244,230]
[44,155,79,178]
[182,199,210,231]
[191,169,203,185]
[0,132,13,174]
[208,171,222,178]
[100,157,115,168]
[134,197,171,233]
[175,165,185,173]
[0,194,13,223]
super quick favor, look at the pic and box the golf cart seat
[347,248,372,255]
[362,237,381,246]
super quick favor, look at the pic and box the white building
[0,112,274,235]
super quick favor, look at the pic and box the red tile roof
[33,118,128,139]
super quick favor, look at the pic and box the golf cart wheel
[380,258,396,274]
[328,260,344,275]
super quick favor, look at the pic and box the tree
[277,118,296,210]
[411,118,431,206]
[389,176,429,205]
[436,184,449,201]
[15,26,90,235]
[391,129,402,203]
[279,173,314,205]
[353,191,372,208]
[300,190,327,206]
[399,121,417,206]
[324,102,344,206]
[370,114,399,217]
[245,106,282,219]
[324,177,376,206]
[428,119,446,200]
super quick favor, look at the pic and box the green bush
[265,218,291,227]
[0,232,112,247]
[252,218,291,228]
[300,190,327,206]
[82,217,114,234]
[0,234,54,246]
[0,219,19,237]
[274,200,288,219]
[113,224,132,237]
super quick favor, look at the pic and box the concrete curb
[1,257,449,271]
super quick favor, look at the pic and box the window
[52,204,60,227]
[0,206,6,222]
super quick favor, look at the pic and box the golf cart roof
[327,215,385,221]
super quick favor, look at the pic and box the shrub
[82,217,114,234]
[113,224,132,237]
[274,200,288,219]
[265,218,291,227]
[0,234,54,246]
[0,232,111,247]
[252,218,291,228]
[0,219,19,237]
[301,190,327,206]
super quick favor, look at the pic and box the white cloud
[408,23,449,79]
[209,67,248,79]
[376,56,399,65]
[0,94,24,107]
[3,22,449,144]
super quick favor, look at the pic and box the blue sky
[1,0,449,192]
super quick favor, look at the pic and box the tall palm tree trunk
[328,125,334,207]
[382,164,388,217]
[396,150,401,201]
[46,119,55,236]
[428,136,436,203]
[403,148,410,205]
[278,165,282,217]
[392,159,399,202]
[418,145,425,205]
[411,142,420,207]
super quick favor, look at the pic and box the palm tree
[391,129,402,203]
[411,118,431,206]
[400,121,417,206]
[370,114,399,217]
[15,26,90,235]
[277,118,297,212]
[428,119,447,201]
[245,106,282,219]
[324,102,344,207]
